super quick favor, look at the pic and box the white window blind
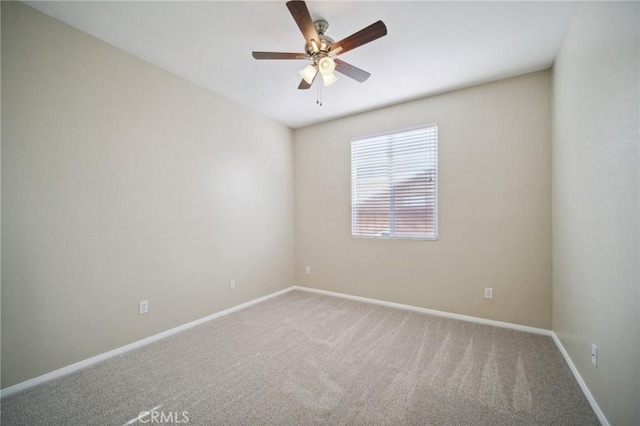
[351,124,438,240]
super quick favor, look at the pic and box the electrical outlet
[484,288,493,299]
[138,300,148,315]
[305,265,311,274]
[229,280,236,291]
[591,344,598,366]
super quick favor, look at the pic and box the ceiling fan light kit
[321,70,338,87]
[252,0,387,101]
[318,56,335,75]
[300,64,317,84]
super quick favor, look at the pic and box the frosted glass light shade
[300,64,317,84]
[322,72,338,87]
[318,57,336,75]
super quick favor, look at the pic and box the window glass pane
[351,124,438,240]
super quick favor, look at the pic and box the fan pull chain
[316,83,323,106]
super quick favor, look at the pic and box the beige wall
[295,71,552,329]
[552,2,639,424]
[1,2,294,388]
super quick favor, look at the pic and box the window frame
[350,123,438,241]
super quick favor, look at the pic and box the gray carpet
[1,290,598,425]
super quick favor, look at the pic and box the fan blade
[334,59,371,83]
[328,20,387,56]
[252,52,308,60]
[286,1,320,50]
[298,69,318,90]
[298,79,312,90]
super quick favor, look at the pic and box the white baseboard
[293,286,609,426]
[293,286,606,425]
[0,286,296,398]
[551,332,608,425]
[2,284,606,426]
[292,286,551,336]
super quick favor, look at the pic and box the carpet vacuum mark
[1,290,599,425]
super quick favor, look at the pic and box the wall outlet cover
[484,288,493,299]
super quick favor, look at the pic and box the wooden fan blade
[252,52,308,60]
[298,79,312,90]
[286,1,320,49]
[334,59,371,83]
[328,20,387,56]
[298,69,318,90]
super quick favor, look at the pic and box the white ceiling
[25,1,578,129]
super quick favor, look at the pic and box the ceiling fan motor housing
[305,20,334,58]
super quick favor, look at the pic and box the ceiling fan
[252,0,387,90]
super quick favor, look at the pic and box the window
[351,124,438,240]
